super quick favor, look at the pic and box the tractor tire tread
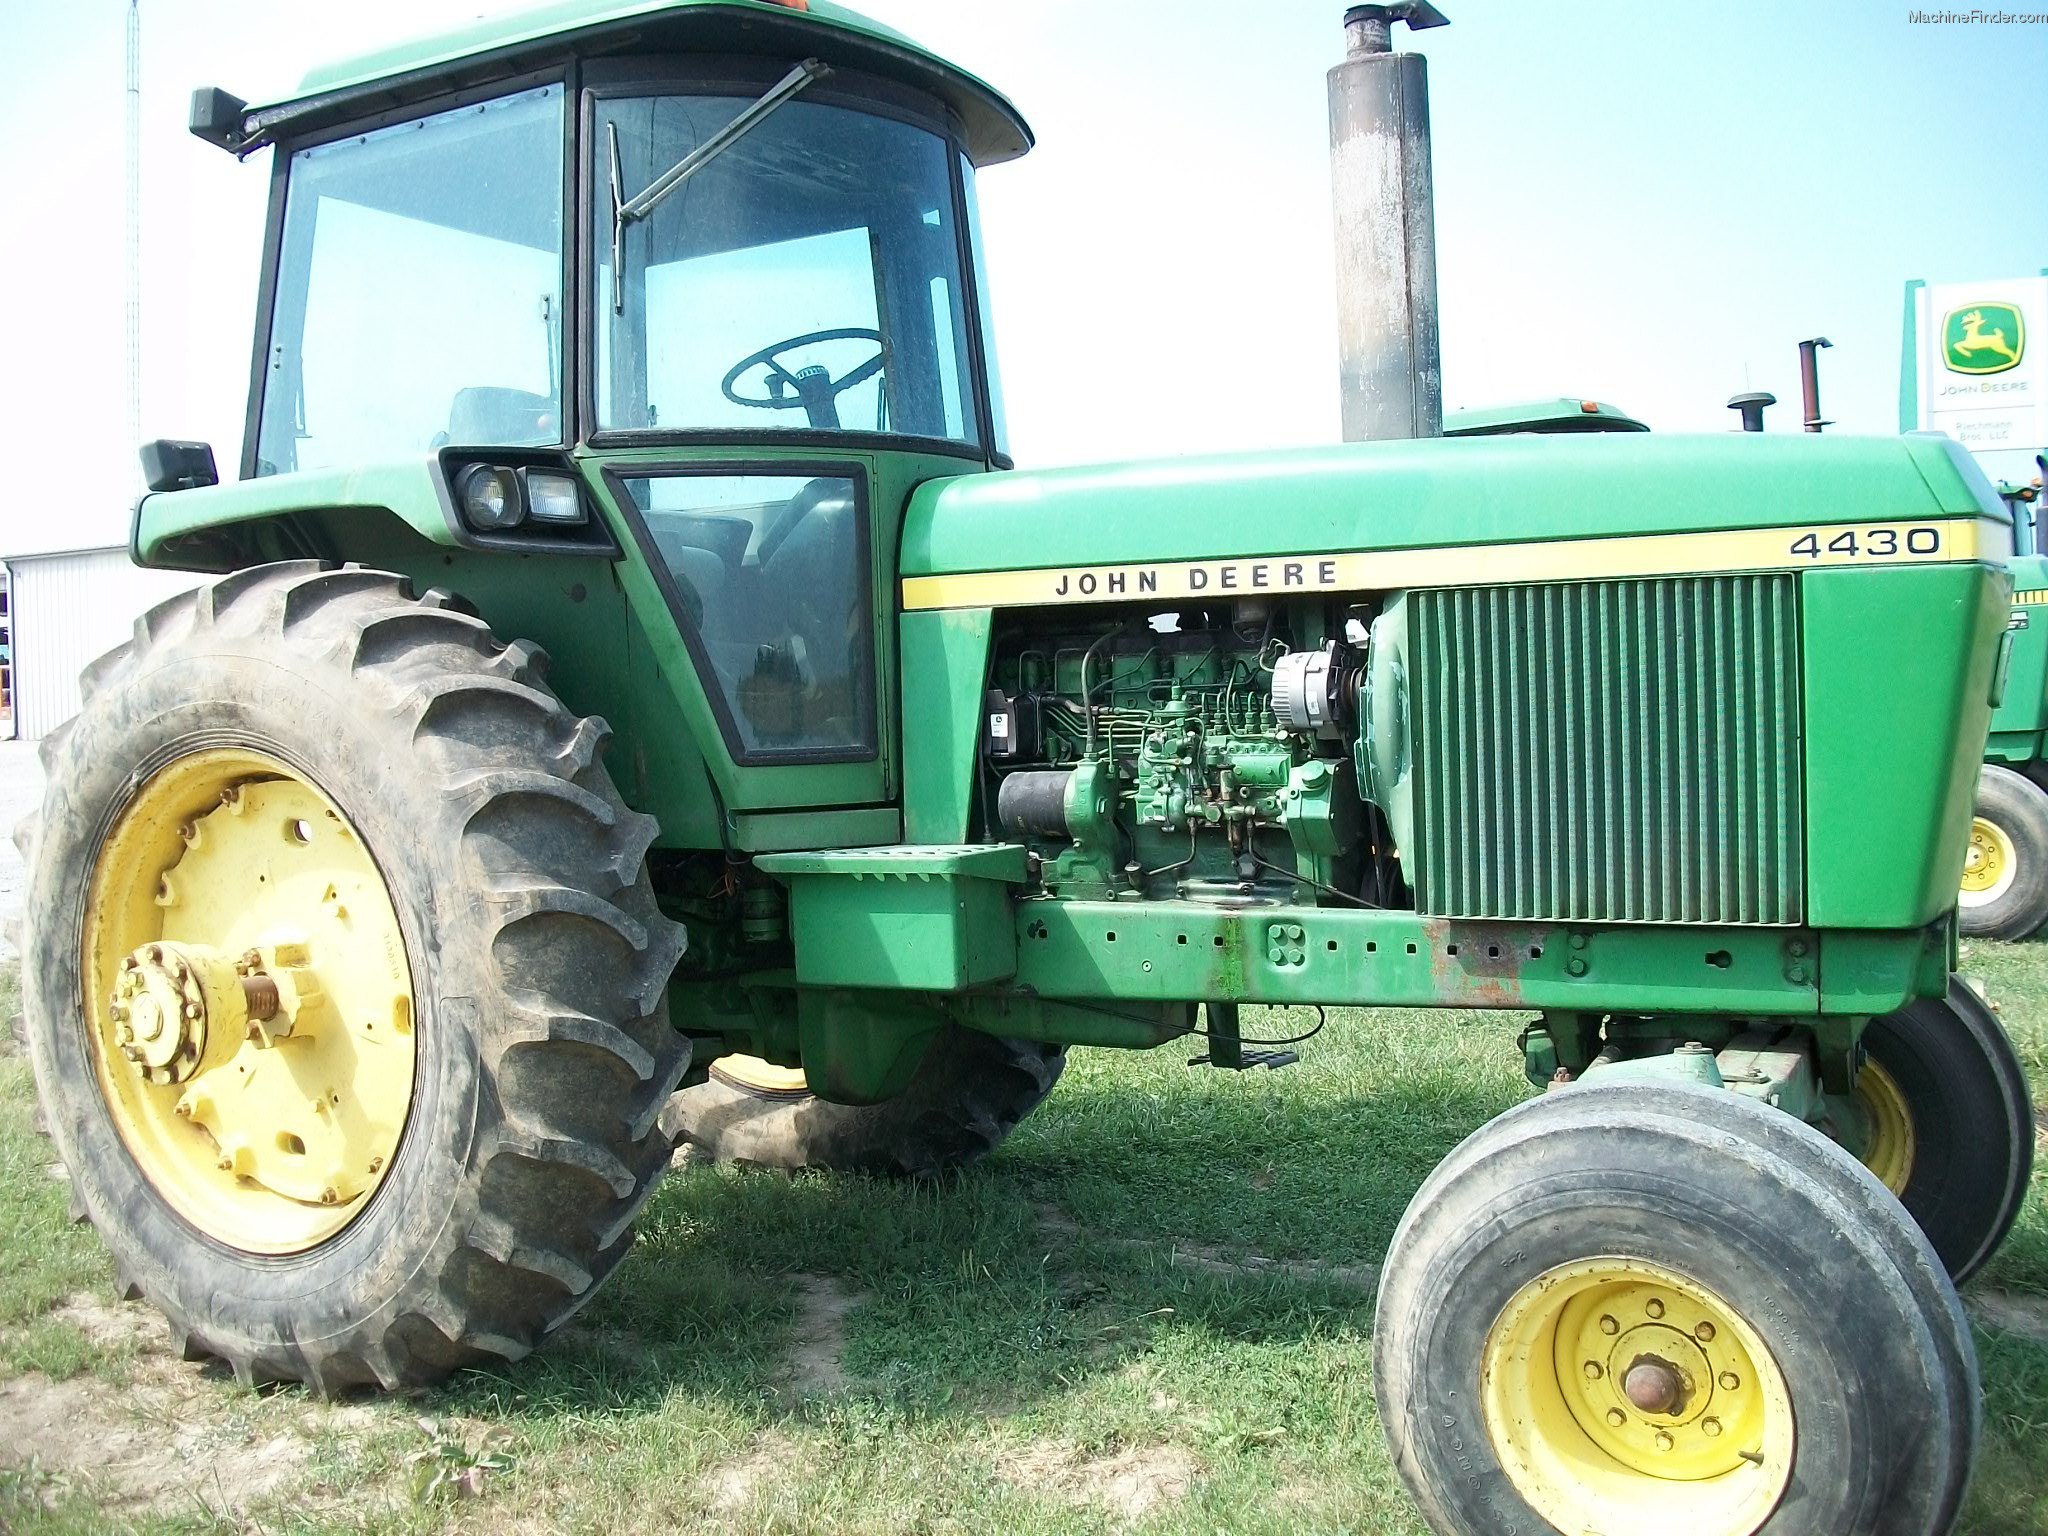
[19,561,689,1394]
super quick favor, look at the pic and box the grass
[0,955,2043,1533]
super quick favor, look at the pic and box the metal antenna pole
[126,0,142,469]
[1328,2,1448,443]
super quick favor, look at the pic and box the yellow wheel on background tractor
[1958,764,2048,939]
[1375,1081,1978,1536]
[1959,815,2015,904]
[82,748,414,1254]
[18,563,688,1392]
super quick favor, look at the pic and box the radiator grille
[1407,575,1804,924]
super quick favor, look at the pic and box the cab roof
[1445,398,1649,436]
[226,0,1031,165]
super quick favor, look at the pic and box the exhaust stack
[1328,2,1448,443]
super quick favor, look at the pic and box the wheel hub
[1621,1355,1690,1416]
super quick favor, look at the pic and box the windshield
[257,85,566,476]
[596,92,976,445]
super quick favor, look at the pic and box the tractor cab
[166,0,1026,823]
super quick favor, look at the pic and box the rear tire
[667,1026,1062,1175]
[19,563,689,1392]
[1958,763,2048,938]
[1375,1082,1977,1536]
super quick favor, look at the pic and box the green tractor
[17,4,2032,1532]
[1958,467,2048,938]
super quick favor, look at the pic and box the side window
[257,85,566,476]
[617,473,874,759]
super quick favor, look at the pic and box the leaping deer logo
[1943,303,2026,376]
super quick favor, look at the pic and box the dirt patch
[47,1292,168,1356]
[0,1370,312,1516]
[783,1274,858,1396]
[1000,1440,1199,1523]
[1971,1288,2048,1344]
[701,1434,793,1515]
[1036,1204,1379,1290]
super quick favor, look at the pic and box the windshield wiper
[609,58,831,313]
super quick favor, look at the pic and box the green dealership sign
[1943,301,2026,375]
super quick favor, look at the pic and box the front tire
[1958,763,2048,938]
[19,563,688,1391]
[1824,976,2034,1284]
[1375,1083,1977,1536]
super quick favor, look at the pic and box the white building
[3,546,195,741]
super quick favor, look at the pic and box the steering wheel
[720,328,886,432]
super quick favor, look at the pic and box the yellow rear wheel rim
[83,748,415,1254]
[1959,816,2016,905]
[1483,1256,1795,1536]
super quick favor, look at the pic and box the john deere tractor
[18,4,2033,1533]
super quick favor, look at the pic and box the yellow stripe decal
[2015,589,2048,606]
[901,517,2008,612]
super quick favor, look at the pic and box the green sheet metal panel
[900,434,2009,584]
[1802,562,2010,928]
[1407,575,1804,925]
[899,607,994,843]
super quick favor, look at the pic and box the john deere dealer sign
[1912,275,2048,452]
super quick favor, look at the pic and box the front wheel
[1958,763,2048,939]
[20,564,688,1391]
[667,1027,1063,1176]
[1821,975,2033,1284]
[1375,1082,1976,1536]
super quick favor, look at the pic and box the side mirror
[140,440,219,493]
[189,88,248,152]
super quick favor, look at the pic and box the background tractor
[15,4,2033,1533]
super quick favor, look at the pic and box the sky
[0,0,2043,559]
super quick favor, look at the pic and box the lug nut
[1583,1361,1603,1380]
[1605,1408,1626,1428]
[1703,1417,1723,1438]
[1719,1371,1740,1390]
[320,1187,339,1205]
[1654,1431,1675,1452]
[1598,1315,1619,1335]
[1644,1298,1665,1319]
[1695,1321,1716,1343]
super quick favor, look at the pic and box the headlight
[457,464,524,530]
[524,470,586,525]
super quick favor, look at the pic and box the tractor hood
[898,432,2011,612]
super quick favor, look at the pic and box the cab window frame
[240,65,579,483]
[601,459,879,767]
[574,56,993,460]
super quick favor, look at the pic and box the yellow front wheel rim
[1959,816,2017,905]
[83,749,416,1255]
[1845,1060,1917,1196]
[709,1054,812,1100]
[1483,1256,1795,1536]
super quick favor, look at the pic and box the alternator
[1271,644,1349,741]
